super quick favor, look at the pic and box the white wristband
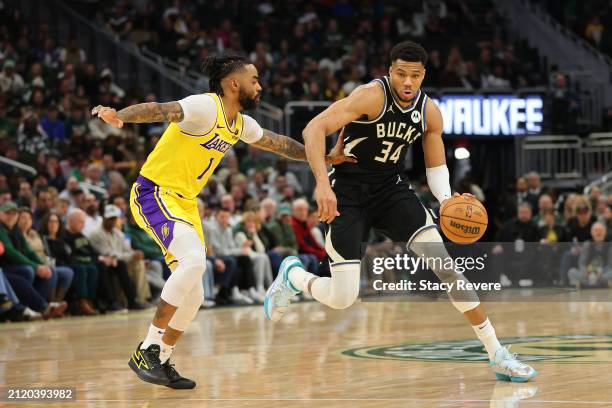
[426,164,452,203]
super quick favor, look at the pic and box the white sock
[159,340,175,364]
[288,267,317,293]
[141,324,165,349]
[472,318,502,361]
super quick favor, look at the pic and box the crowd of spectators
[0,2,610,323]
[0,5,331,322]
[535,0,612,57]
[84,0,547,106]
[488,171,612,288]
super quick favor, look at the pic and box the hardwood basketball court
[2,291,611,407]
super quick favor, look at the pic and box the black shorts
[326,172,436,262]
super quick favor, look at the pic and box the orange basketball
[439,196,488,244]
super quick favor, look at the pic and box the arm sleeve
[177,94,217,135]
[426,164,452,204]
[240,114,264,144]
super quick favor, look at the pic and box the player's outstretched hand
[327,128,357,166]
[91,105,123,128]
[315,183,340,224]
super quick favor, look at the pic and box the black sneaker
[163,360,196,389]
[128,342,170,386]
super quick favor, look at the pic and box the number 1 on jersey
[374,141,405,163]
[197,158,214,180]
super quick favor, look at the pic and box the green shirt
[266,219,298,255]
[0,223,43,269]
[124,223,163,259]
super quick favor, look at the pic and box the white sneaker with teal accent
[491,346,538,382]
[264,256,302,321]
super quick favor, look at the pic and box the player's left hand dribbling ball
[439,195,488,244]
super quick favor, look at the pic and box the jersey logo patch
[387,105,395,114]
[161,223,169,240]
[200,133,233,154]
[411,110,421,123]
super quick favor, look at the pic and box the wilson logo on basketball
[449,220,480,235]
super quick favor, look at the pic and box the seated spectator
[63,209,100,315]
[538,209,569,243]
[17,113,50,162]
[567,197,596,242]
[537,209,569,285]
[0,266,64,321]
[235,211,273,303]
[82,193,102,237]
[267,202,319,276]
[533,194,560,227]
[0,267,40,321]
[88,205,149,310]
[18,208,73,302]
[16,180,34,208]
[267,159,303,195]
[220,194,242,226]
[32,188,54,229]
[492,202,540,285]
[561,193,578,225]
[0,59,25,96]
[207,208,257,305]
[124,210,166,298]
[0,202,67,318]
[292,199,326,263]
[307,208,325,248]
[568,223,612,288]
[40,103,67,145]
[0,202,55,300]
[197,199,233,306]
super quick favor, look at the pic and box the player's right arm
[91,101,185,128]
[302,82,383,223]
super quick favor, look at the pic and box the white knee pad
[168,283,204,332]
[311,260,361,310]
[408,225,480,314]
[161,224,207,306]
[452,301,480,314]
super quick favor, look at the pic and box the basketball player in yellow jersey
[92,54,354,389]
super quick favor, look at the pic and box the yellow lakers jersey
[140,93,243,199]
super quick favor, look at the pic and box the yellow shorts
[129,175,204,268]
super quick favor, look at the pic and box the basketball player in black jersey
[264,41,537,382]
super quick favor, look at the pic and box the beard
[86,206,97,216]
[239,89,259,110]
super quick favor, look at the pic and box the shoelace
[165,363,179,378]
[499,345,525,369]
[143,349,163,368]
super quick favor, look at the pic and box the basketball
[440,196,488,244]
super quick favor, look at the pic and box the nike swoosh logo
[343,137,368,158]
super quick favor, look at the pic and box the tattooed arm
[91,102,184,128]
[250,129,357,165]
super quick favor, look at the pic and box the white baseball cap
[103,204,122,219]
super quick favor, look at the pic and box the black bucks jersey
[333,76,429,181]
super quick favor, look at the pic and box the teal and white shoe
[264,256,302,322]
[491,346,538,382]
